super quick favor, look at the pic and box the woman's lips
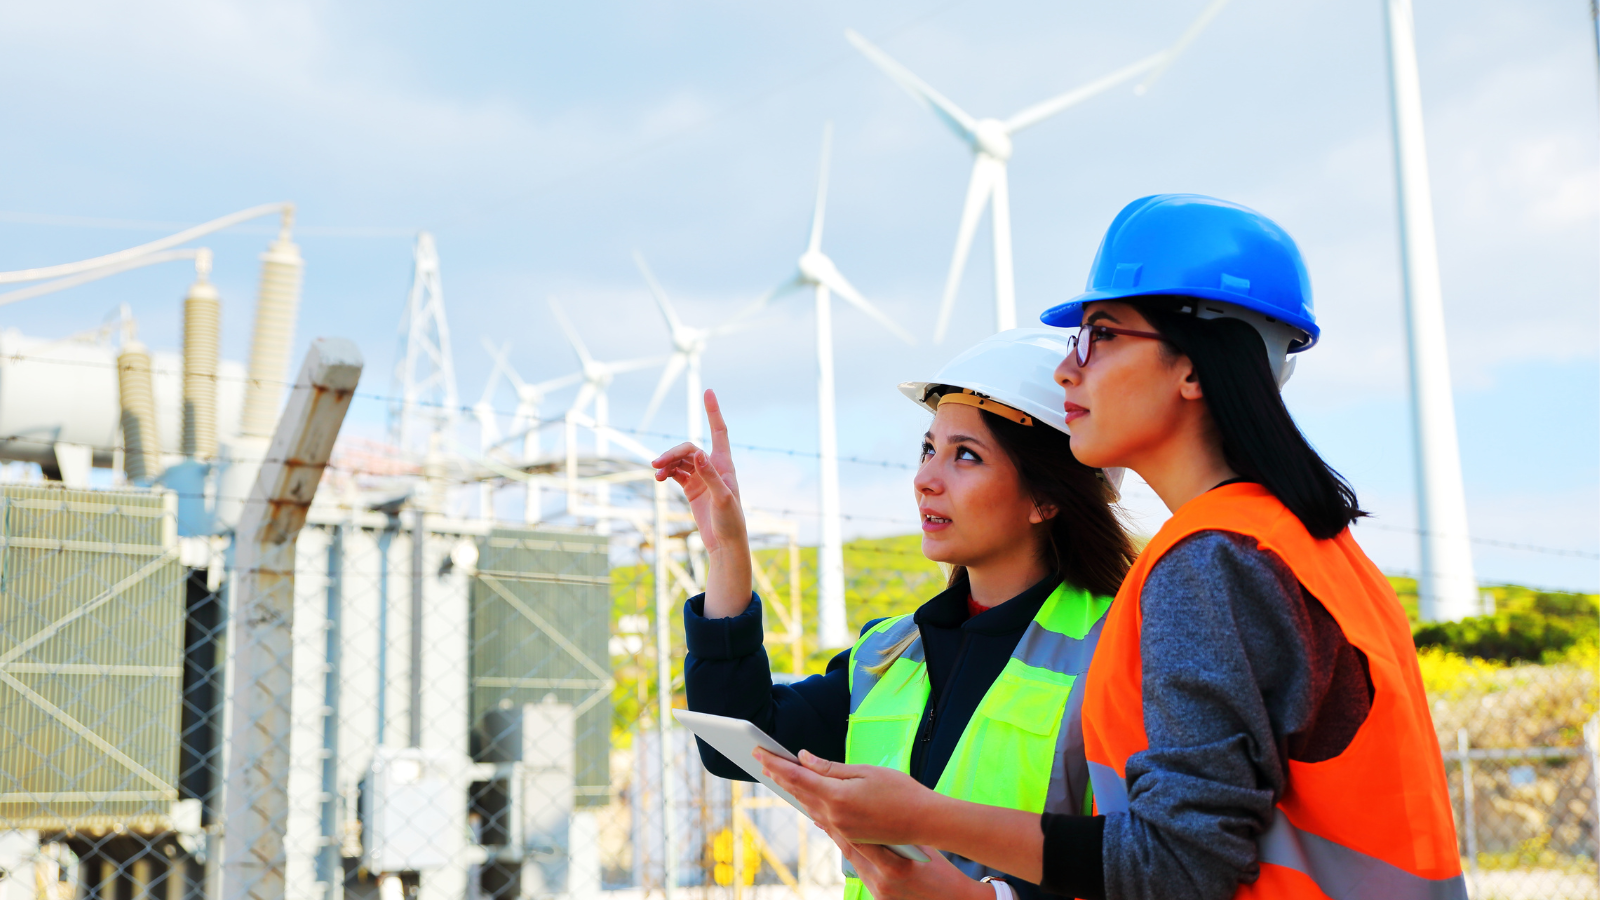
[921,512,952,533]
[1062,402,1088,425]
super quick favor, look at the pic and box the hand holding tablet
[673,708,931,863]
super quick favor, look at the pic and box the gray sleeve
[1102,530,1321,900]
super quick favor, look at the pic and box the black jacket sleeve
[682,593,855,780]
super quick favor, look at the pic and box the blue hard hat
[1040,194,1319,350]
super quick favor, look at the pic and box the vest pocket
[845,713,920,772]
[976,670,1071,735]
[937,671,1073,813]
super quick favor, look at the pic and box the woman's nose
[1054,352,1081,387]
[913,461,938,494]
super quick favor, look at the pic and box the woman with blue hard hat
[652,327,1137,900]
[758,195,1464,900]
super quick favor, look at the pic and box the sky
[1,0,1596,591]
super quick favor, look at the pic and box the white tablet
[673,708,930,863]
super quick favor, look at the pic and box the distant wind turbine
[477,337,582,523]
[548,298,666,526]
[634,251,762,446]
[847,0,1233,342]
[749,123,916,650]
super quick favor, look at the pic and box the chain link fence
[0,483,1596,900]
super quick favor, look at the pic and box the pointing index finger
[704,389,732,459]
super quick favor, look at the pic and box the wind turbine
[477,338,583,523]
[548,298,666,528]
[750,123,916,650]
[847,0,1233,342]
[634,252,763,446]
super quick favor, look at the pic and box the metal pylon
[389,232,460,457]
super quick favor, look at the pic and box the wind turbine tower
[752,124,916,649]
[847,0,1232,342]
[390,231,461,460]
[1382,0,1477,621]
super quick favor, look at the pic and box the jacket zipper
[910,630,971,779]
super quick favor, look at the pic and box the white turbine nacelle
[971,119,1013,161]
[848,0,1232,342]
[796,250,838,287]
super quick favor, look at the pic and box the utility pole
[1382,0,1478,621]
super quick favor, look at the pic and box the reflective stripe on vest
[841,583,1111,898]
[1081,483,1466,900]
[1089,763,1466,900]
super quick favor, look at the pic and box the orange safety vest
[1082,483,1465,899]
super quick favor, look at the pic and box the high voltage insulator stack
[115,338,159,482]
[183,248,222,459]
[240,206,305,439]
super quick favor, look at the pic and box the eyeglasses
[1066,323,1165,366]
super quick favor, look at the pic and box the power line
[0,210,414,238]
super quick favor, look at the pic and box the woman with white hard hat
[654,327,1136,900]
[759,195,1465,900]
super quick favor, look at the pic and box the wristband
[981,876,1015,900]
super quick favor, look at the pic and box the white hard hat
[899,328,1126,495]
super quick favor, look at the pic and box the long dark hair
[1136,300,1366,540]
[941,394,1136,599]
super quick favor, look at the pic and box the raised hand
[651,389,753,618]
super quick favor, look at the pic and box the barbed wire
[0,424,1595,564]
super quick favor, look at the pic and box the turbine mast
[813,279,849,650]
[1383,0,1477,621]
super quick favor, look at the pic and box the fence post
[408,506,426,748]
[1457,728,1479,896]
[1587,715,1600,895]
[219,339,363,900]
[653,479,678,899]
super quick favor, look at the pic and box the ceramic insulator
[117,341,160,481]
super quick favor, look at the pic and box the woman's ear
[1177,357,1205,401]
[1030,501,1058,525]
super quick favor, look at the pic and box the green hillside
[609,535,1598,741]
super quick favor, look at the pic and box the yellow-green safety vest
[840,582,1111,900]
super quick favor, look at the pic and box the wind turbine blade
[546,297,594,368]
[808,123,833,253]
[934,156,999,344]
[845,29,979,143]
[533,371,584,393]
[632,250,686,335]
[477,339,510,406]
[639,353,689,431]
[729,276,804,324]
[821,266,917,345]
[606,354,671,376]
[1003,52,1166,134]
[708,317,762,339]
[1139,0,1233,95]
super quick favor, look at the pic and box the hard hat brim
[1040,286,1320,351]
